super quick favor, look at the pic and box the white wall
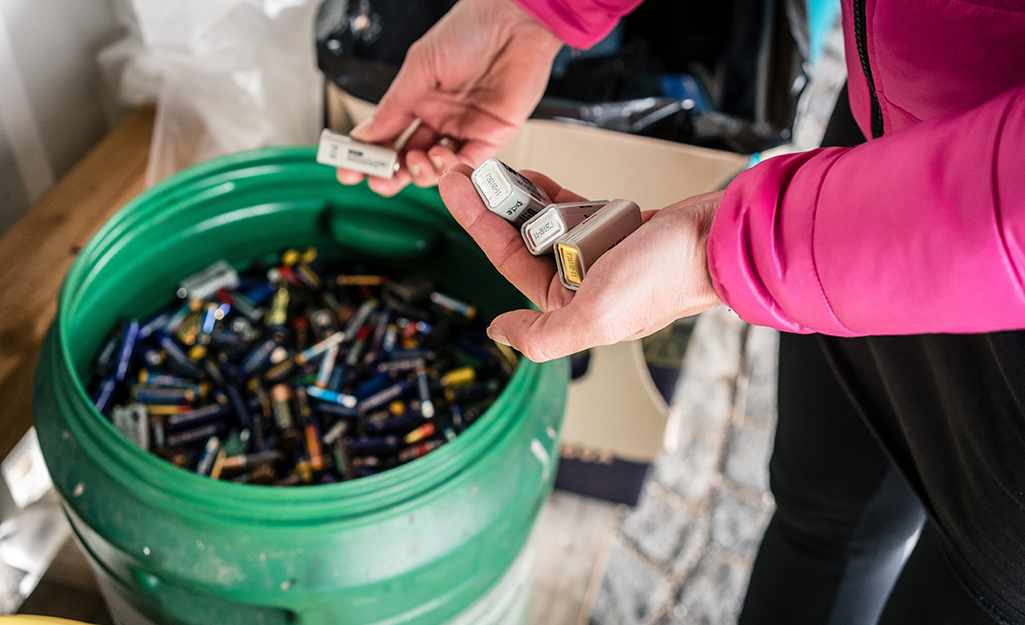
[0,0,121,235]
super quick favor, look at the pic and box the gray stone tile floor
[589,309,779,625]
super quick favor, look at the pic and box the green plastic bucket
[33,147,568,625]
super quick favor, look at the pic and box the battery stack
[469,158,643,291]
[87,248,517,485]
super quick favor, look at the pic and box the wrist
[491,0,564,54]
[504,0,638,49]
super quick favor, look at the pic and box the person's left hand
[438,164,724,362]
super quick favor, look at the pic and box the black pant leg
[738,332,926,625]
[876,523,1010,625]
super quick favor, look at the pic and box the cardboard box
[328,84,748,504]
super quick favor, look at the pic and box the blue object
[807,0,841,67]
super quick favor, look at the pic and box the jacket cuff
[511,0,643,49]
[708,150,855,336]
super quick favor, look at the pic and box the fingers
[403,147,461,188]
[439,164,563,309]
[403,123,462,187]
[336,168,365,186]
[335,136,467,193]
[339,119,473,191]
[486,308,579,363]
[487,292,620,363]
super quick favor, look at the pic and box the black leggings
[738,333,1004,625]
[737,86,1025,624]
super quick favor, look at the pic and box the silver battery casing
[316,129,399,178]
[177,260,240,300]
[520,200,609,256]
[471,158,551,227]
[554,199,642,291]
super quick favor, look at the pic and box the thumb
[488,305,609,363]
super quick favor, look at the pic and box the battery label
[557,244,583,287]
[527,216,558,246]
[514,206,539,226]
[344,148,388,169]
[315,129,398,178]
[473,161,514,209]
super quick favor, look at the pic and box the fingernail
[350,116,374,139]
[487,325,510,346]
[408,162,420,177]
[429,153,445,172]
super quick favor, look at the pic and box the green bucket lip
[52,146,551,523]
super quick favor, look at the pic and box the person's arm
[709,83,1025,336]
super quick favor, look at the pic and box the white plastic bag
[99,0,323,185]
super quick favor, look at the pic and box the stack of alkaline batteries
[470,158,642,291]
[88,248,517,485]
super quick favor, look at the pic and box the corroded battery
[470,158,551,227]
[316,129,399,178]
[554,199,642,291]
[520,200,609,256]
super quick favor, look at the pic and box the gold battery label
[557,243,583,287]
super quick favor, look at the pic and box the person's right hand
[336,0,563,197]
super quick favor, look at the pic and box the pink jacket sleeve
[511,0,643,49]
[708,84,1025,336]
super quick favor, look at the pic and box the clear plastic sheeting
[99,0,323,185]
[0,428,69,611]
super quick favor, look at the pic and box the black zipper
[852,0,884,138]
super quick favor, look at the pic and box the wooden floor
[530,491,619,625]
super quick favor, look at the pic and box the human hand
[336,0,563,197]
[438,164,724,362]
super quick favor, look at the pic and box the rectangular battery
[471,158,551,227]
[554,199,642,291]
[520,200,609,256]
[316,129,399,179]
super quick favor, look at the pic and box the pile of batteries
[88,248,518,485]
[470,158,641,291]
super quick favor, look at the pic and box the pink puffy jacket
[515,0,1025,336]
